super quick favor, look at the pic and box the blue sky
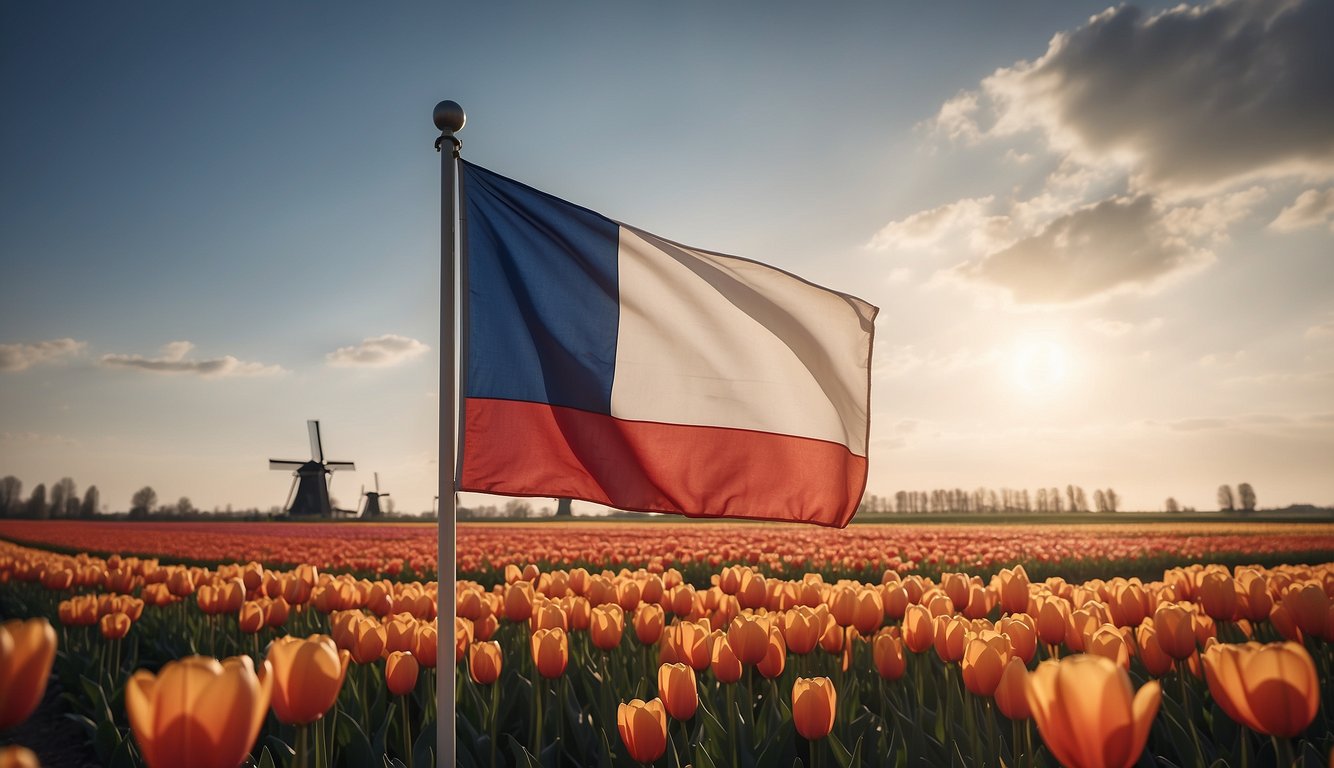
[3,0,1332,514]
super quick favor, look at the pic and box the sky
[2,0,1332,515]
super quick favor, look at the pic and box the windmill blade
[284,474,299,511]
[326,461,356,471]
[380,492,390,497]
[270,460,306,470]
[359,484,365,498]
[374,472,380,494]
[308,420,324,463]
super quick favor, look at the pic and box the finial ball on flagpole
[434,100,466,133]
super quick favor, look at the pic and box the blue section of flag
[461,161,621,413]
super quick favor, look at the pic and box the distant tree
[1074,487,1089,514]
[27,483,48,519]
[1105,488,1120,513]
[176,497,194,516]
[1066,485,1078,512]
[384,497,395,514]
[80,486,100,518]
[1050,487,1064,514]
[1237,483,1256,514]
[0,476,21,517]
[131,486,158,517]
[50,477,76,519]
[1164,497,1181,514]
[504,499,532,519]
[555,498,573,517]
[895,491,908,514]
[1217,484,1235,513]
[1093,489,1108,513]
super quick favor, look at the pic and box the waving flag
[458,161,877,527]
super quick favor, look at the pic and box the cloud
[935,0,1334,196]
[326,334,429,368]
[1306,317,1334,340]
[1087,317,1163,338]
[876,344,1000,378]
[955,195,1218,304]
[1270,188,1334,232]
[0,338,86,371]
[100,341,284,378]
[867,196,1003,252]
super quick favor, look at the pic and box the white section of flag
[609,226,876,456]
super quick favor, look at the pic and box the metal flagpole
[434,99,464,768]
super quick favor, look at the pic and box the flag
[457,161,877,527]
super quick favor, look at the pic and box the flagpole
[434,99,464,768]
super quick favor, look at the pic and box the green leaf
[505,734,543,768]
[257,746,278,768]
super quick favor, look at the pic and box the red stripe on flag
[459,397,867,528]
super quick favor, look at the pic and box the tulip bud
[100,611,132,641]
[757,627,786,680]
[469,641,502,685]
[385,651,419,696]
[1026,655,1160,768]
[657,663,698,720]
[791,677,837,740]
[993,657,1031,720]
[618,698,668,764]
[267,635,350,724]
[0,618,58,730]
[0,745,39,768]
[531,627,568,678]
[590,605,625,651]
[872,629,906,681]
[710,634,743,684]
[1203,641,1319,738]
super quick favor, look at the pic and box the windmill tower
[360,472,390,518]
[269,420,355,517]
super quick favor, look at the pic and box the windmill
[360,472,390,518]
[269,420,355,517]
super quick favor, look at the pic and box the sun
[1013,338,1069,392]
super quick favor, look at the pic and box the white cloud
[326,334,430,368]
[1270,188,1334,233]
[935,0,1334,196]
[0,338,86,372]
[1306,317,1334,340]
[100,341,284,378]
[867,196,1000,253]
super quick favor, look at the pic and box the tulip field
[0,519,1332,767]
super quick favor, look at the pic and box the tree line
[0,475,100,519]
[858,482,1260,516]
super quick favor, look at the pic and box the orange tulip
[998,565,1031,615]
[710,634,743,684]
[531,627,568,679]
[1152,604,1196,660]
[1026,654,1160,768]
[996,615,1037,665]
[266,634,350,724]
[385,651,419,696]
[1198,572,1236,621]
[1203,641,1319,738]
[349,616,387,664]
[126,656,272,768]
[961,631,1010,696]
[618,698,668,764]
[1134,622,1175,677]
[590,605,625,651]
[469,640,502,685]
[264,596,290,628]
[504,580,535,622]
[1282,583,1329,638]
[1087,624,1131,669]
[454,616,473,663]
[238,602,265,634]
[657,662,698,720]
[791,677,837,740]
[634,604,665,645]
[100,611,132,640]
[818,614,845,655]
[1035,598,1070,646]
[902,604,934,654]
[0,618,57,730]
[872,629,906,681]
[728,613,770,666]
[782,605,825,655]
[0,746,39,768]
[934,615,967,663]
[412,622,438,669]
[673,619,712,671]
[851,587,884,635]
[757,626,787,680]
[994,657,1031,720]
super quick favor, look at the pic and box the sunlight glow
[1013,338,1069,392]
